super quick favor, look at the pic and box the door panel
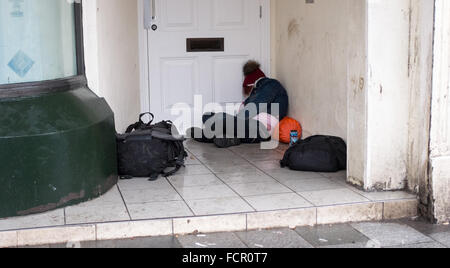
[212,0,248,30]
[161,58,199,109]
[148,0,265,129]
[213,56,249,104]
[162,0,198,31]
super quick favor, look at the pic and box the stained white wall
[272,0,434,193]
[407,0,435,198]
[83,0,141,132]
[346,0,367,188]
[364,0,434,191]
[429,0,450,223]
[272,0,350,140]
[365,0,413,190]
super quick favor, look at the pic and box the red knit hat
[243,60,266,95]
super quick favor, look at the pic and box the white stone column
[429,0,450,223]
[82,0,101,95]
[347,0,434,192]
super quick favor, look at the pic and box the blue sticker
[8,50,34,77]
[9,0,24,17]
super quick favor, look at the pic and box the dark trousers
[191,112,270,144]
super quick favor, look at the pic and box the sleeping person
[187,60,289,148]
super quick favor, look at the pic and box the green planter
[0,85,118,218]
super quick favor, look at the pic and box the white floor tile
[251,160,282,171]
[243,152,284,162]
[300,188,370,206]
[176,185,238,200]
[117,178,172,191]
[320,170,347,180]
[228,181,292,197]
[267,169,326,182]
[0,209,65,232]
[208,164,260,174]
[168,174,223,188]
[281,178,345,192]
[185,153,202,165]
[196,153,245,164]
[75,186,125,208]
[65,204,130,225]
[216,171,276,185]
[186,197,255,215]
[177,165,212,176]
[121,187,183,204]
[351,190,417,201]
[127,201,193,220]
[244,193,313,211]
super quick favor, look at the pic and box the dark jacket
[240,78,289,120]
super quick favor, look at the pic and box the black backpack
[280,135,347,173]
[116,113,187,181]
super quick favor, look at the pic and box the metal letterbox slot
[186,38,225,52]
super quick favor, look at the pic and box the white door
[145,0,269,130]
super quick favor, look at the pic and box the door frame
[137,0,271,114]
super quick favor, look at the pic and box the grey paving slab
[429,232,450,247]
[400,218,450,235]
[351,222,434,247]
[177,232,248,248]
[385,242,446,248]
[235,228,313,248]
[295,224,369,247]
[320,242,372,248]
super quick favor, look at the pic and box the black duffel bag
[280,135,347,173]
[117,113,187,181]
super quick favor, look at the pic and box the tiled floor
[25,219,450,248]
[0,140,419,247]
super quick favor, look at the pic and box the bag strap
[140,112,155,124]
[125,113,155,133]
[161,141,187,178]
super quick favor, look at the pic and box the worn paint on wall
[365,0,413,190]
[346,0,367,188]
[362,0,433,192]
[272,0,349,141]
[429,0,450,223]
[406,0,434,203]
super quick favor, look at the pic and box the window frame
[0,1,86,98]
